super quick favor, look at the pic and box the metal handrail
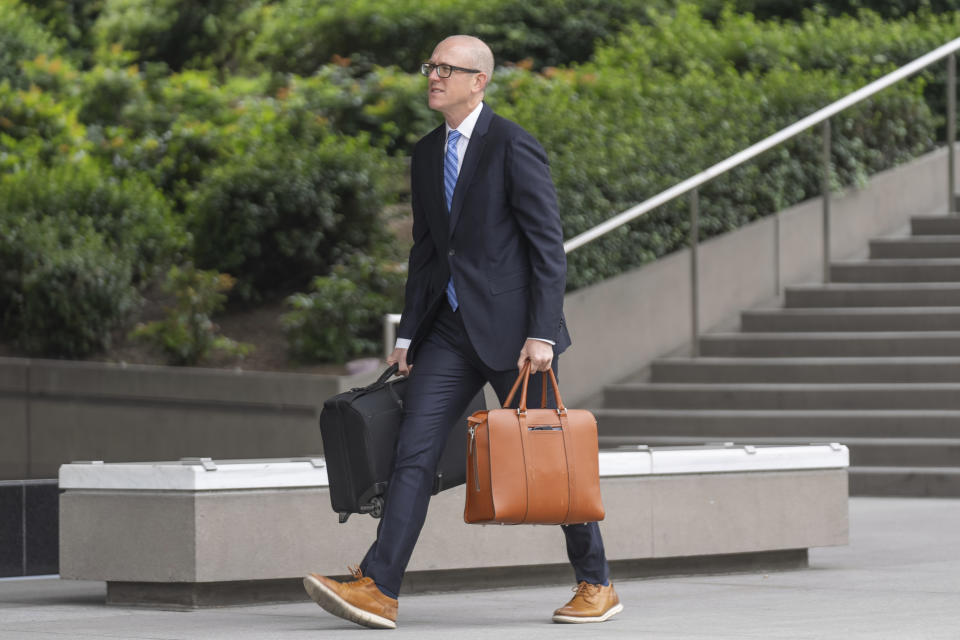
[384,37,960,359]
[563,36,960,254]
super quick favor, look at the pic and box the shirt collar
[446,101,484,141]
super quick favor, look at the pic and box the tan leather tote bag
[464,362,605,525]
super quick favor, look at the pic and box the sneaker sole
[552,602,624,624]
[303,575,397,630]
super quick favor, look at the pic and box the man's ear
[474,72,489,92]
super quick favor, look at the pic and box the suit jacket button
[448,249,456,256]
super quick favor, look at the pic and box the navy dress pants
[359,303,610,597]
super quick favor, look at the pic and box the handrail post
[383,313,396,360]
[774,212,781,297]
[689,189,700,357]
[822,119,832,284]
[948,53,956,214]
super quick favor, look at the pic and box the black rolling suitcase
[319,364,484,523]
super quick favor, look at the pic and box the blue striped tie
[444,130,461,310]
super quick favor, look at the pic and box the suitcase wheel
[368,496,384,519]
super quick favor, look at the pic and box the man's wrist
[528,337,556,346]
[395,338,412,350]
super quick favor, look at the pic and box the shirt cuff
[395,338,412,350]
[528,337,556,346]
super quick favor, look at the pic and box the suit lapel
[448,103,493,238]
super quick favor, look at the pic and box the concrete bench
[59,444,849,608]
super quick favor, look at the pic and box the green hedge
[0,0,63,88]
[188,133,396,303]
[697,0,960,21]
[2,0,958,362]
[0,79,88,170]
[21,0,105,60]
[489,4,946,288]
[244,0,671,75]
[0,215,140,358]
[0,159,187,280]
[90,0,262,71]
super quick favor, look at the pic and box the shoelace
[571,581,602,603]
[348,565,364,580]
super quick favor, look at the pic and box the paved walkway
[1,498,957,639]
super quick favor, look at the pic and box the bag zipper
[468,425,480,492]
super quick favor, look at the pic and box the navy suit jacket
[398,102,572,371]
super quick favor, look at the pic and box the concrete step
[603,382,960,410]
[699,331,960,357]
[911,215,960,235]
[650,357,960,383]
[600,435,960,468]
[593,408,960,438]
[848,466,960,497]
[870,236,960,259]
[784,283,960,308]
[830,258,960,283]
[741,307,960,332]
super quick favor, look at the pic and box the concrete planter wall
[59,445,849,608]
[0,359,379,481]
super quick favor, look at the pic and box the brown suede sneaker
[303,567,398,629]
[552,581,623,623]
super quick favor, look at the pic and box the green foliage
[245,0,672,75]
[0,80,88,171]
[0,159,187,280]
[281,66,438,156]
[130,264,252,365]
[0,215,140,358]
[188,134,396,303]
[21,0,106,58]
[0,0,62,88]
[76,63,148,126]
[489,4,945,288]
[91,0,263,71]
[696,0,960,21]
[282,254,405,363]
[2,0,959,363]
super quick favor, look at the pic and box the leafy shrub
[600,6,960,132]
[696,0,960,21]
[490,4,942,289]
[244,0,672,75]
[0,159,187,280]
[130,264,252,365]
[0,0,62,88]
[91,0,263,71]
[188,133,395,302]
[282,254,405,363]
[0,216,140,357]
[21,0,106,59]
[0,80,88,170]
[281,65,438,156]
[76,63,149,126]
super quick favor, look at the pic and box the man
[303,35,622,629]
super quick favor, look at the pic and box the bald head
[434,35,494,80]
[427,35,494,126]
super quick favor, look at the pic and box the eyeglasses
[420,62,481,78]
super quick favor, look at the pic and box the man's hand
[517,338,553,373]
[387,347,412,376]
